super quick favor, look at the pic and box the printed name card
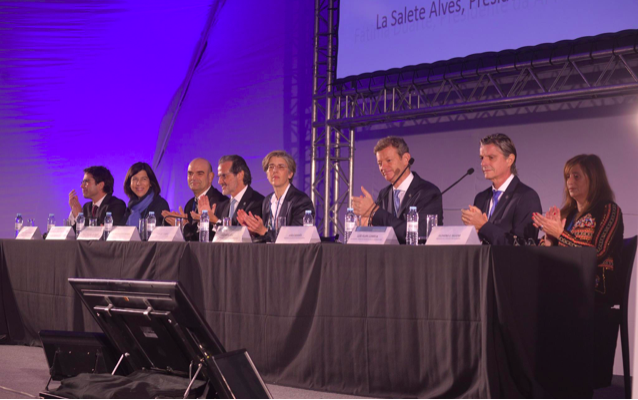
[106,226,141,242]
[149,227,184,242]
[213,226,252,243]
[16,227,42,240]
[77,226,105,241]
[347,226,399,245]
[425,226,481,246]
[46,227,75,240]
[276,226,320,244]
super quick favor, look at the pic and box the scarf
[126,190,155,227]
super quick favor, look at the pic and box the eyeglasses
[268,164,287,172]
[80,179,93,186]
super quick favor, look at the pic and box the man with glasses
[68,166,126,228]
[237,150,314,242]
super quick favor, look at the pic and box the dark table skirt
[0,240,597,398]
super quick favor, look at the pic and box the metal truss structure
[311,0,342,237]
[311,7,638,236]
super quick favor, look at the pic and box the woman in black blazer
[123,162,170,227]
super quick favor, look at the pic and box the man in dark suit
[352,136,442,243]
[68,166,126,227]
[212,155,264,226]
[237,150,314,242]
[162,158,227,241]
[461,133,542,245]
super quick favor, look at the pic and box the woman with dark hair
[533,154,624,388]
[123,162,170,227]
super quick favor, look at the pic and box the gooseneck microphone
[389,157,415,214]
[363,157,415,225]
[440,168,474,196]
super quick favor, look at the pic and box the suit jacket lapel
[263,193,274,228]
[489,176,519,222]
[98,194,111,219]
[384,187,393,214]
[238,186,253,216]
[280,186,294,220]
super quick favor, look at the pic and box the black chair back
[619,236,637,398]
[621,236,638,314]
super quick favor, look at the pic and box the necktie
[489,190,502,219]
[92,205,98,218]
[193,198,199,214]
[229,199,237,220]
[393,190,401,217]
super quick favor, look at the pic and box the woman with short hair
[237,150,314,242]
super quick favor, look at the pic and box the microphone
[440,168,474,196]
[363,157,415,225]
[392,158,415,188]
[389,157,415,214]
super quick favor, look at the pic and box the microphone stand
[363,158,415,226]
[440,168,474,196]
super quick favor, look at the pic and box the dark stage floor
[0,345,626,399]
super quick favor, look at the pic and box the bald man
[162,158,227,241]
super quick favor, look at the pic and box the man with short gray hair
[461,133,541,245]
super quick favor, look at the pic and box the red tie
[92,205,98,218]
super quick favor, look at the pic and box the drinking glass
[426,214,438,239]
[276,216,286,239]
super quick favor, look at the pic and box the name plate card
[276,226,320,244]
[106,226,141,242]
[77,226,105,241]
[46,227,75,240]
[347,226,399,245]
[149,227,184,242]
[16,226,42,240]
[213,226,252,243]
[425,226,481,246]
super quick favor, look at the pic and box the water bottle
[76,213,85,237]
[104,212,113,240]
[146,211,156,239]
[15,213,23,237]
[47,214,56,232]
[344,208,356,244]
[199,210,210,242]
[406,206,418,246]
[303,210,313,227]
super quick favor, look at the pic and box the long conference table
[0,239,597,398]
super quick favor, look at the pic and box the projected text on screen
[337,0,638,78]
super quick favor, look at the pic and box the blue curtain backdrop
[153,0,314,211]
[0,0,315,238]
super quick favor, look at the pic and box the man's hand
[461,205,488,231]
[68,190,82,217]
[352,186,376,217]
[161,206,187,226]
[191,197,218,223]
[237,210,267,236]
